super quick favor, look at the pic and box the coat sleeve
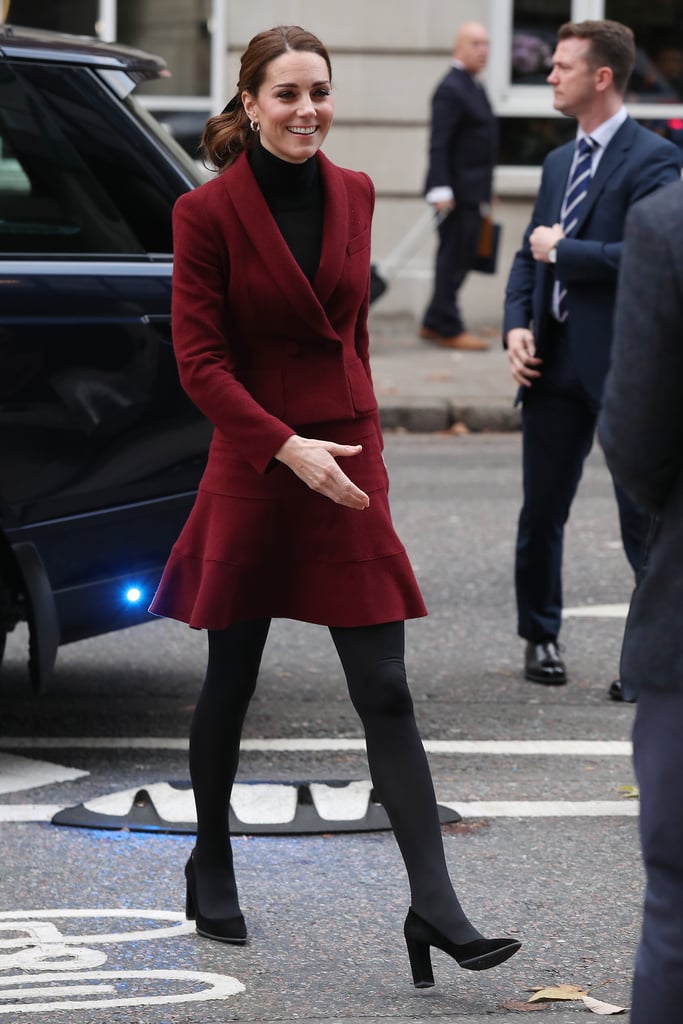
[425,79,463,192]
[171,189,295,475]
[502,158,554,341]
[598,185,683,512]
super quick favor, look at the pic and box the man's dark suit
[598,179,683,1024]
[422,66,497,337]
[504,117,681,645]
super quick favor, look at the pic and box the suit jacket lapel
[223,152,343,342]
[313,152,349,306]
[550,144,574,222]
[572,118,635,235]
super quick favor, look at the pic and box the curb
[379,400,521,433]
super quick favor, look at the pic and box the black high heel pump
[403,908,521,988]
[185,853,247,944]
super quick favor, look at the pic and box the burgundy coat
[149,150,426,629]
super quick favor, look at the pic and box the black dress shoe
[524,641,567,685]
[608,679,636,703]
[608,679,623,702]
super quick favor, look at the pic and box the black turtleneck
[248,140,324,284]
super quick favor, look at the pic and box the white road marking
[442,800,638,817]
[83,784,195,819]
[309,780,374,820]
[230,783,298,824]
[0,737,632,755]
[0,805,62,822]
[563,603,629,618]
[0,909,194,945]
[0,754,88,795]
[0,984,114,999]
[0,969,244,1013]
[0,798,638,820]
[0,911,243,1014]
[0,738,635,823]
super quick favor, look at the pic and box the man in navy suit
[503,20,681,693]
[420,21,498,351]
[598,178,683,1024]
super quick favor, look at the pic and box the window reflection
[117,0,212,97]
[4,0,212,98]
[603,1,683,103]
[511,0,570,84]
[498,117,575,165]
[498,115,683,166]
[5,0,97,34]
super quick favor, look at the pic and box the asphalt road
[0,433,641,1023]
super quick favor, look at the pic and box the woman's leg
[330,620,481,945]
[189,617,271,917]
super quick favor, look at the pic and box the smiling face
[243,50,334,163]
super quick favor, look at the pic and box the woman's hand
[275,435,370,509]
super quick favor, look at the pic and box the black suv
[0,25,210,690]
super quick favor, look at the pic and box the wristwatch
[548,245,558,264]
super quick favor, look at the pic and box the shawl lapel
[222,151,348,342]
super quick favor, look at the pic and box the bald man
[420,22,498,351]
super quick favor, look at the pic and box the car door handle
[142,313,173,342]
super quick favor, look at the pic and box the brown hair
[200,25,332,172]
[558,20,635,93]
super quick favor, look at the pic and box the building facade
[5,0,683,323]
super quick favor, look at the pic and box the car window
[0,61,176,255]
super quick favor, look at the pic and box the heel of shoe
[404,907,521,984]
[184,858,196,920]
[185,881,196,920]
[405,934,435,988]
[184,851,247,944]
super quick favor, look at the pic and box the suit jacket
[598,180,683,698]
[424,66,497,206]
[149,149,428,629]
[504,118,681,405]
[171,150,379,475]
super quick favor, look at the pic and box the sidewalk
[369,313,520,433]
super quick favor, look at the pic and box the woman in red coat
[150,25,520,986]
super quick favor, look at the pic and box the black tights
[189,618,480,943]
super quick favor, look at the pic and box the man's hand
[432,198,455,215]
[275,435,370,509]
[507,328,542,387]
[529,223,564,262]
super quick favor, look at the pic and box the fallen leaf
[619,785,639,799]
[528,984,589,1002]
[582,995,627,1015]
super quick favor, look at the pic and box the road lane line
[0,738,632,755]
[442,800,638,817]
[563,603,629,618]
[0,799,638,821]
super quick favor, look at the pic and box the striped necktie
[557,136,595,320]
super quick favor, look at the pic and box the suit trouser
[515,325,647,643]
[422,204,481,337]
[631,688,683,1024]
